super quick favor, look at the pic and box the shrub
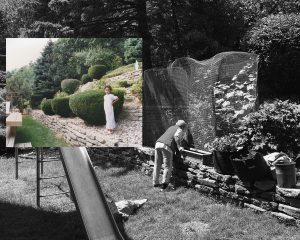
[118,80,132,88]
[41,98,54,115]
[88,65,107,79]
[237,100,300,157]
[131,77,142,101]
[81,74,93,84]
[54,90,69,98]
[242,13,300,98]
[69,89,125,125]
[51,96,72,117]
[61,79,81,94]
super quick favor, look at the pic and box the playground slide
[59,147,124,240]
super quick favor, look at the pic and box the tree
[6,65,35,108]
[124,38,142,63]
[31,40,57,108]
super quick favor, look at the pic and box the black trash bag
[231,151,272,182]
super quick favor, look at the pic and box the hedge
[41,98,54,115]
[242,13,300,98]
[61,79,81,94]
[81,74,93,84]
[88,65,107,79]
[51,96,72,117]
[69,89,125,125]
[238,100,300,157]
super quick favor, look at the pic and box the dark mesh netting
[143,52,258,149]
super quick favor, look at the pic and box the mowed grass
[1,150,300,240]
[15,116,69,147]
[0,151,86,240]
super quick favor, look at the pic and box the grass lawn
[1,150,300,240]
[15,116,69,147]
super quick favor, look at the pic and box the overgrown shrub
[51,96,72,117]
[69,89,125,125]
[41,98,54,115]
[88,65,107,79]
[237,100,300,157]
[131,77,142,101]
[242,13,300,98]
[81,74,93,84]
[118,80,132,88]
[61,79,81,94]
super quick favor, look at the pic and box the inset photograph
[6,38,142,147]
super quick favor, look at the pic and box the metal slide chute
[59,147,124,240]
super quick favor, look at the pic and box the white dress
[104,94,118,129]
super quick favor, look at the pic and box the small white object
[134,60,139,71]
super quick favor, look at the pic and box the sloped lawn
[1,151,300,240]
[15,116,69,147]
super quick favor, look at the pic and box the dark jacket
[156,125,179,152]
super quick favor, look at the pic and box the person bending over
[153,120,187,190]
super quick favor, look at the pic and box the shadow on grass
[0,201,86,240]
[0,200,133,240]
[89,148,136,177]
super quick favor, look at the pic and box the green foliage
[118,80,132,88]
[31,40,58,108]
[131,78,142,101]
[69,89,125,125]
[214,62,257,136]
[61,79,80,94]
[124,38,142,64]
[54,90,69,98]
[51,96,72,117]
[88,65,107,79]
[6,65,35,109]
[81,74,93,84]
[242,13,300,97]
[41,98,54,115]
[237,100,300,157]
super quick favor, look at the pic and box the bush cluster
[81,74,93,84]
[69,89,125,125]
[41,98,54,115]
[61,79,81,94]
[88,65,107,79]
[51,96,72,117]
[242,13,300,98]
[118,80,132,88]
[237,100,300,157]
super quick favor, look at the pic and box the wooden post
[15,147,18,179]
[36,148,41,207]
[41,148,44,175]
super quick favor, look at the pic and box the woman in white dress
[104,85,119,133]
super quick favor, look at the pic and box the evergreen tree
[31,40,57,108]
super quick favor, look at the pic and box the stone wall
[108,69,141,83]
[32,107,142,147]
[89,147,300,226]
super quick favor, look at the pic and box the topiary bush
[51,96,72,117]
[81,74,93,84]
[88,65,107,79]
[69,89,125,125]
[242,13,300,98]
[61,79,81,94]
[118,80,132,88]
[237,100,300,157]
[41,98,55,115]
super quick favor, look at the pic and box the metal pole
[41,148,44,175]
[15,147,18,179]
[36,148,41,207]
